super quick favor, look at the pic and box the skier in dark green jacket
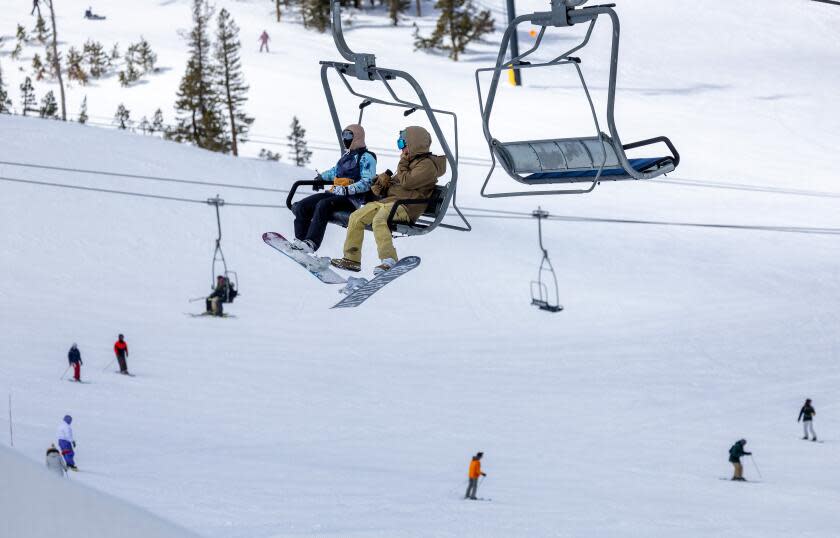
[728,439,751,481]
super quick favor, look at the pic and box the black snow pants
[292,192,356,251]
[116,353,128,373]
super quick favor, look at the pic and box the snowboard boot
[290,239,316,254]
[373,258,397,276]
[331,258,361,272]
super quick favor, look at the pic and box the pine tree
[39,90,58,118]
[78,95,89,124]
[287,116,312,166]
[413,0,493,61]
[66,47,89,85]
[45,0,67,120]
[33,13,50,44]
[174,0,227,152]
[137,37,157,73]
[118,53,140,86]
[114,103,131,130]
[388,0,410,26]
[12,25,27,60]
[215,8,254,156]
[259,148,282,161]
[0,63,12,114]
[20,77,37,116]
[274,0,282,22]
[83,40,109,78]
[303,0,330,32]
[151,108,165,133]
[138,116,151,134]
[32,53,47,81]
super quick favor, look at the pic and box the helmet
[63,415,72,424]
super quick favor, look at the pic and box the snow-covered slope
[0,444,199,538]
[1,0,840,536]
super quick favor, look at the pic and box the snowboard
[332,256,420,309]
[262,232,346,285]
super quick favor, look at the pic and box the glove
[332,185,348,196]
[481,472,487,477]
[312,175,326,191]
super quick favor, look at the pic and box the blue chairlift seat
[493,135,677,186]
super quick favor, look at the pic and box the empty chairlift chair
[475,0,680,197]
[285,0,470,236]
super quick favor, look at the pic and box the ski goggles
[342,129,355,143]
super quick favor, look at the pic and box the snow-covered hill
[2,0,840,536]
[0,444,199,538]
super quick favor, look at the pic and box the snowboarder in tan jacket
[331,125,443,274]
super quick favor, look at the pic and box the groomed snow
[0,444,199,538]
[1,0,840,536]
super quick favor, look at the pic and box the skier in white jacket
[46,444,67,477]
[57,415,77,470]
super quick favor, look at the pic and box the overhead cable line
[3,174,838,236]
[0,160,291,194]
[0,175,287,208]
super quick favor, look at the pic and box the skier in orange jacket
[464,452,486,500]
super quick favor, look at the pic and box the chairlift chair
[285,0,471,237]
[475,0,680,198]
[530,208,562,312]
[207,196,238,303]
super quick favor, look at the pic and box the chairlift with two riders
[285,0,471,237]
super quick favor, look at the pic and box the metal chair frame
[475,0,680,198]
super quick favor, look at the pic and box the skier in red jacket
[113,334,130,375]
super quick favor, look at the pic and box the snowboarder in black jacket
[728,439,751,481]
[798,399,817,441]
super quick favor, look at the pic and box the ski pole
[102,357,116,372]
[188,296,207,303]
[59,365,71,380]
[8,392,14,447]
[749,455,763,480]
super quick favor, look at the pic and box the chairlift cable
[0,160,291,194]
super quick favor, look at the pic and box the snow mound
[0,444,201,538]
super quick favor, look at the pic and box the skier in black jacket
[67,344,83,382]
[798,399,817,441]
[728,439,751,481]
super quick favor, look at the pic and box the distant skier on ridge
[464,452,487,500]
[728,439,751,481]
[57,415,78,471]
[259,30,270,53]
[798,398,817,441]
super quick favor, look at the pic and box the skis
[262,232,346,285]
[332,256,421,309]
[185,312,237,319]
[66,379,90,384]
